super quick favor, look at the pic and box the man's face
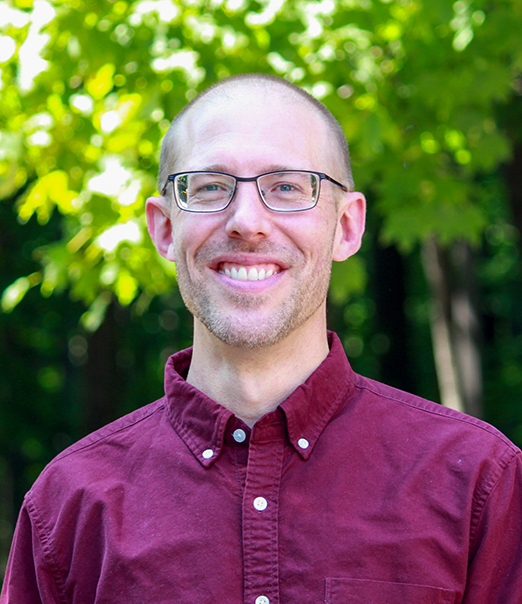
[150,87,364,349]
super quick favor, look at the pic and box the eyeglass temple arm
[161,175,175,196]
[322,173,348,192]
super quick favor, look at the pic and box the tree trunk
[422,237,483,417]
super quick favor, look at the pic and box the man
[2,74,521,603]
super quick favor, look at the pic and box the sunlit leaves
[1,0,521,316]
[86,63,116,99]
[1,273,42,312]
[18,171,78,224]
[114,269,139,306]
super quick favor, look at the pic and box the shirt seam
[468,447,521,550]
[22,401,168,603]
[355,380,518,452]
[232,446,247,496]
[24,494,69,604]
[33,402,167,483]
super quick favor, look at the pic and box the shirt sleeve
[463,449,522,603]
[0,501,63,604]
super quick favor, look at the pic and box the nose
[224,181,273,242]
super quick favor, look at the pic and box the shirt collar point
[198,447,221,466]
[290,436,315,459]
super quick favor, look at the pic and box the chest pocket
[326,578,456,604]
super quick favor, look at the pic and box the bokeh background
[1,0,522,580]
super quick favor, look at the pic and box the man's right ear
[146,197,176,262]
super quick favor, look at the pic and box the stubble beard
[175,242,334,349]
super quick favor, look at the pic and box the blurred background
[1,0,522,580]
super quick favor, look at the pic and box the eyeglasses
[162,170,348,213]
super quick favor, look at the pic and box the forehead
[176,85,333,174]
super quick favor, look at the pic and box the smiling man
[2,74,522,604]
[146,76,365,425]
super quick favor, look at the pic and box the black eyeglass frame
[162,170,348,213]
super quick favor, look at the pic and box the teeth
[221,265,278,281]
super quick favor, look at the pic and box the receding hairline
[158,73,354,194]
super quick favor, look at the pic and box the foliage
[1,0,521,325]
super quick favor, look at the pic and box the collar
[164,331,355,467]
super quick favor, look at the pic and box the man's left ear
[332,192,366,262]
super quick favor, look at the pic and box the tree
[2,0,520,320]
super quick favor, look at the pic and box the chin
[199,304,321,350]
[205,321,290,350]
[184,274,329,350]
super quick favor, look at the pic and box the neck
[186,317,330,427]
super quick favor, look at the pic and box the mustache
[194,240,301,264]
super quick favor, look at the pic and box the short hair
[158,73,354,196]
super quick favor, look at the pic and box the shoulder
[56,397,167,460]
[339,375,521,528]
[27,398,169,503]
[343,373,521,474]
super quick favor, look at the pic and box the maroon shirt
[2,333,522,603]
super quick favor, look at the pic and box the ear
[332,192,366,262]
[146,196,176,262]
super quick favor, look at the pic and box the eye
[270,180,303,196]
[188,176,234,205]
[189,176,232,196]
[197,182,225,192]
[276,183,297,192]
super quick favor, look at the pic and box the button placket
[242,425,284,604]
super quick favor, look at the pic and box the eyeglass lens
[174,172,319,212]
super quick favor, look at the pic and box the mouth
[217,262,281,282]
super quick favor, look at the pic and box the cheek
[298,216,337,257]
[171,229,192,268]
[173,217,221,264]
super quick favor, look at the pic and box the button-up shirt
[2,332,522,603]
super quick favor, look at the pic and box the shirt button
[253,497,268,511]
[255,596,270,604]
[202,449,214,459]
[298,438,310,449]
[232,428,246,443]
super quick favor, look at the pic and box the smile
[217,262,281,282]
